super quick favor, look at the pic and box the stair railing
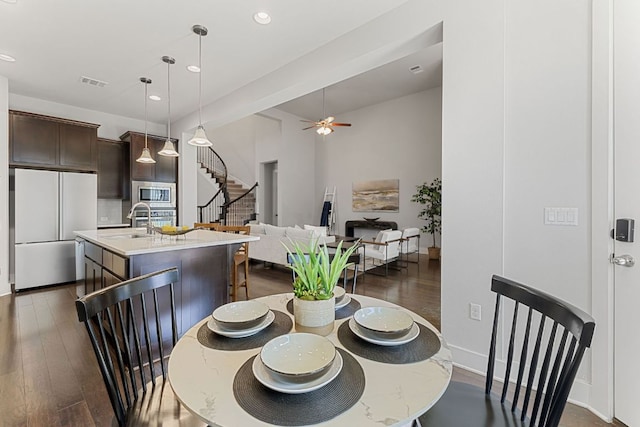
[222,182,258,226]
[197,146,228,223]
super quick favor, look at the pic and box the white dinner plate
[252,350,343,394]
[349,318,420,346]
[207,310,275,338]
[335,293,351,310]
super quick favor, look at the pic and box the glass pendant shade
[158,139,179,157]
[188,125,213,147]
[136,77,156,164]
[136,146,156,163]
[188,24,212,148]
[159,56,179,157]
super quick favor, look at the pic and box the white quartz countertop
[75,227,259,257]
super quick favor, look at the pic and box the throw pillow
[285,227,314,242]
[303,224,328,238]
[264,224,287,237]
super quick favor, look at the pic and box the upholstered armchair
[358,229,403,276]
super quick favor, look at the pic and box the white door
[613,1,640,424]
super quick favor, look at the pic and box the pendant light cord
[167,61,171,138]
[198,32,203,126]
[144,80,148,148]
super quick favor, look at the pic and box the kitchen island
[75,227,259,338]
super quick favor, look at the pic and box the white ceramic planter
[293,297,335,336]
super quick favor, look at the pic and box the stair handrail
[222,182,259,226]
[223,182,259,207]
[197,146,228,223]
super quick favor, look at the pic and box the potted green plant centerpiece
[286,239,359,336]
[411,178,442,260]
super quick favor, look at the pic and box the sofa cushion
[249,224,266,235]
[264,224,287,237]
[304,224,328,238]
[375,229,392,242]
[285,227,314,242]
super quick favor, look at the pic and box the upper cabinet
[120,131,178,183]
[10,110,99,172]
[97,138,127,199]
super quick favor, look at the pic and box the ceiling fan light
[317,126,333,136]
[188,125,213,147]
[136,147,156,163]
[158,139,179,157]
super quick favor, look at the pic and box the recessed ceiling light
[0,53,16,62]
[253,12,271,25]
[187,65,200,73]
[149,95,161,101]
[1,0,18,4]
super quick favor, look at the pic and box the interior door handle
[612,254,635,267]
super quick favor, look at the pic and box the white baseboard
[449,344,591,409]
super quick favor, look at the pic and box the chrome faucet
[127,202,153,234]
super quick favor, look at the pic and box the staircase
[197,146,257,226]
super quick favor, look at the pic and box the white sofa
[248,224,336,266]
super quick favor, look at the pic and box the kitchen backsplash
[97,199,124,225]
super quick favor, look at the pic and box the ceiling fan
[301,88,351,135]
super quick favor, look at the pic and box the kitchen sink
[103,233,152,239]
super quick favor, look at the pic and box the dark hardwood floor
[0,256,617,426]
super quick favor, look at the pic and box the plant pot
[293,296,335,336]
[428,246,440,260]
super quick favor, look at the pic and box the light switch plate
[544,208,578,226]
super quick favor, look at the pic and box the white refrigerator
[14,169,97,290]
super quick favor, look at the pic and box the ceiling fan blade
[302,125,317,130]
[331,123,352,127]
[326,116,335,123]
[300,119,318,123]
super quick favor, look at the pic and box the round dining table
[168,293,452,427]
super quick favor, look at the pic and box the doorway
[261,161,278,225]
[613,1,640,425]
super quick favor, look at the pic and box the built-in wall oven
[131,181,177,228]
[131,208,177,228]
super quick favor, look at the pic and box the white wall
[315,88,442,248]
[207,116,256,187]
[254,109,317,227]
[0,76,9,296]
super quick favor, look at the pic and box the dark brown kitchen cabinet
[97,138,125,198]
[9,110,99,172]
[120,131,178,183]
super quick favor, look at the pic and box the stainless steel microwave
[132,181,176,208]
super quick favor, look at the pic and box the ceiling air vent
[79,76,108,88]
[409,65,424,75]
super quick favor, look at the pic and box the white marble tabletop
[168,293,452,427]
[75,227,259,257]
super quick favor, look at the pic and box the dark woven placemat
[196,310,293,351]
[233,348,364,426]
[285,296,361,320]
[337,320,441,364]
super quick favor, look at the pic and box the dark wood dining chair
[418,275,595,427]
[75,268,204,427]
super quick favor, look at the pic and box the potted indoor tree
[286,239,359,336]
[411,178,442,260]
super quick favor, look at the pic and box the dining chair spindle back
[75,268,204,426]
[418,274,595,427]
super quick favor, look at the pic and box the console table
[345,220,398,238]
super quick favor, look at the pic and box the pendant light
[158,56,179,157]
[136,77,156,163]
[317,89,333,135]
[187,24,212,147]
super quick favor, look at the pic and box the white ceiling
[0,0,441,126]
[274,43,442,121]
